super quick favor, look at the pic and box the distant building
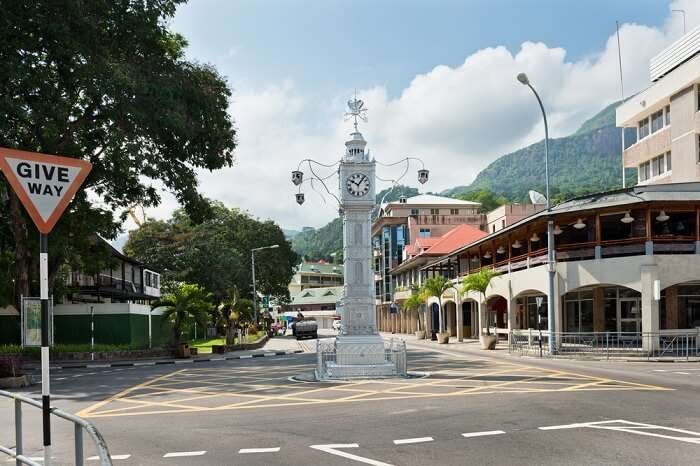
[487,203,546,233]
[617,25,700,186]
[372,193,483,306]
[284,286,343,329]
[288,261,343,295]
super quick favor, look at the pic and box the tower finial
[345,90,368,132]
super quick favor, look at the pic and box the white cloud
[132,1,700,232]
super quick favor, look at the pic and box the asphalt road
[3,344,700,465]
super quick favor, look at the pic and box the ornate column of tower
[328,107,396,377]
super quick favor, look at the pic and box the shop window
[677,285,700,328]
[564,291,594,332]
[652,211,696,237]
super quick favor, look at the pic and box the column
[457,301,464,342]
[593,287,605,332]
[641,264,660,353]
[477,299,483,337]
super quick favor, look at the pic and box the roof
[392,224,487,274]
[290,286,344,305]
[295,261,343,275]
[383,193,480,211]
[421,182,700,269]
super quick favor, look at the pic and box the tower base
[316,335,407,380]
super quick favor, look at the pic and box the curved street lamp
[517,72,556,354]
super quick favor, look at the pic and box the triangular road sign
[0,147,92,234]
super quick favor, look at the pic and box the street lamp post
[251,244,280,322]
[517,72,556,355]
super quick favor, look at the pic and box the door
[618,298,641,334]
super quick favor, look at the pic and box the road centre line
[238,447,281,453]
[462,430,506,438]
[393,437,433,445]
[163,450,207,457]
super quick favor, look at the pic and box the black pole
[40,233,51,464]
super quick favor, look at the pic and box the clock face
[346,172,371,197]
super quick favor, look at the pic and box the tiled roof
[426,224,487,255]
[290,286,343,305]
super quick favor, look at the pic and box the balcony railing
[411,215,483,225]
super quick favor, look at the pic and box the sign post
[0,147,91,466]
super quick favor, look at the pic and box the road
[2,337,700,465]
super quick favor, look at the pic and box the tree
[461,269,500,336]
[455,189,508,213]
[217,287,254,345]
[0,0,236,306]
[153,283,212,346]
[422,275,457,334]
[125,202,298,303]
[403,289,428,332]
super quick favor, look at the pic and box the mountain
[291,185,419,261]
[443,100,635,202]
[292,101,634,258]
[282,228,301,239]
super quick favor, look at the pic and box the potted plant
[404,290,427,339]
[462,268,500,350]
[422,275,456,344]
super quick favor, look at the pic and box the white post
[40,234,51,465]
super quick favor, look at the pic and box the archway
[430,303,440,334]
[461,300,476,338]
[561,284,641,334]
[486,296,507,332]
[660,281,700,330]
[513,291,547,330]
[444,301,457,337]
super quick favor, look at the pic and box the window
[564,290,594,332]
[638,117,650,139]
[666,151,672,171]
[450,208,459,215]
[638,161,650,182]
[492,225,496,233]
[650,110,664,133]
[410,208,419,215]
[665,105,670,125]
[419,228,431,237]
[145,271,152,287]
[430,208,439,215]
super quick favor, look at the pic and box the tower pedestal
[319,334,399,379]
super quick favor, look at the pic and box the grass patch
[188,332,267,354]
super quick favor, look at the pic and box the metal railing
[317,338,407,379]
[0,390,112,466]
[509,330,700,360]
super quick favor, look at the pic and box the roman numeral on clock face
[346,172,370,197]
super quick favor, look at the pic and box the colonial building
[283,285,343,329]
[406,183,700,353]
[288,261,343,295]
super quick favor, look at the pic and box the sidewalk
[24,336,307,371]
[380,331,518,362]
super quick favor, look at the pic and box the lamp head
[517,73,530,85]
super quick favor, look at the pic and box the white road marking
[238,447,281,453]
[211,357,225,361]
[393,437,433,445]
[652,369,666,372]
[673,372,690,375]
[240,355,253,359]
[310,444,394,466]
[163,451,207,457]
[461,430,506,438]
[539,419,700,444]
[56,377,66,381]
[88,454,131,460]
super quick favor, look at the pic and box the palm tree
[153,283,212,346]
[422,275,457,334]
[461,268,500,336]
[403,288,428,333]
[217,287,255,345]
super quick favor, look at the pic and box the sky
[128,0,700,234]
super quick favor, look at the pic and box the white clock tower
[292,97,423,379]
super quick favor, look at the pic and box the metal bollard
[75,423,83,466]
[15,399,22,466]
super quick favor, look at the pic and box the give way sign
[0,147,92,234]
